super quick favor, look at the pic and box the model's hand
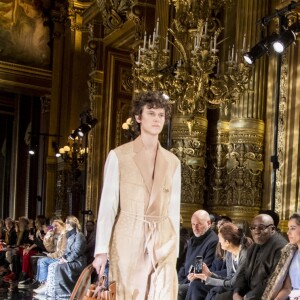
[93,253,108,275]
[233,292,243,300]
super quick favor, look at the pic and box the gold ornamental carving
[171,115,207,205]
[97,0,134,34]
[206,119,264,221]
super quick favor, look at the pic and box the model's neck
[141,134,158,150]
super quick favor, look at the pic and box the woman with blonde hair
[35,215,86,299]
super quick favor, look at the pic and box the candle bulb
[138,46,141,63]
[214,34,217,51]
[204,21,208,36]
[165,33,168,50]
[231,45,234,61]
[228,46,231,61]
[153,30,156,43]
[149,35,151,48]
[156,18,159,34]
[143,32,146,49]
[242,34,246,51]
[210,38,213,52]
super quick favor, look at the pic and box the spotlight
[273,29,296,53]
[77,118,98,137]
[243,33,278,64]
[243,41,268,64]
[28,149,35,155]
[69,129,79,140]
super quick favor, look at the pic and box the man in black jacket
[233,213,287,300]
[178,210,219,300]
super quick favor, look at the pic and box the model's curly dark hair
[131,91,172,136]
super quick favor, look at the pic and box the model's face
[135,106,165,136]
[250,216,274,245]
[287,218,300,245]
[191,216,210,237]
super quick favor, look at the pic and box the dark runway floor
[0,281,35,300]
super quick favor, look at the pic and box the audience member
[262,212,300,300]
[178,210,219,300]
[33,219,67,291]
[4,216,31,281]
[177,215,190,272]
[186,223,252,300]
[233,213,287,300]
[259,209,280,231]
[84,220,96,265]
[35,215,86,299]
[18,215,49,287]
[0,219,6,241]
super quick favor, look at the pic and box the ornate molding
[276,53,288,213]
[206,118,265,211]
[97,0,134,34]
[171,114,208,205]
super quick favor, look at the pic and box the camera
[194,256,203,274]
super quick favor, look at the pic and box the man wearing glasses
[233,214,287,300]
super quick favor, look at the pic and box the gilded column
[206,0,269,223]
[171,114,208,222]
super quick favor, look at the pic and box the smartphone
[194,256,203,274]
[188,265,194,273]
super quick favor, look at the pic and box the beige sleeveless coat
[109,136,181,300]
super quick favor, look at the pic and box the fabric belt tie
[120,210,168,276]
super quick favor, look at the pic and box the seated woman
[18,215,49,286]
[186,223,252,300]
[35,215,86,299]
[262,213,300,300]
[33,219,66,289]
[4,216,31,281]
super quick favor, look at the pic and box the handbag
[70,264,116,300]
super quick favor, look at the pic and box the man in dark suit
[178,210,219,300]
[233,213,287,300]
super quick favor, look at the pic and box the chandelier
[58,137,87,170]
[132,0,252,114]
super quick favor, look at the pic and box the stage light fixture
[28,149,35,155]
[243,42,267,65]
[77,118,98,137]
[273,29,296,53]
[69,129,79,140]
[243,33,278,64]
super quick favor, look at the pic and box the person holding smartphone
[185,223,252,300]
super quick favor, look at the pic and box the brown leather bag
[70,264,116,300]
